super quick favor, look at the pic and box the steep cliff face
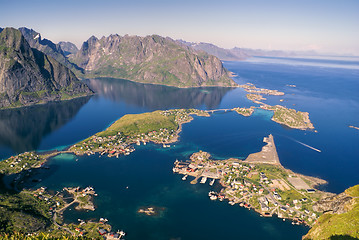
[70,34,236,88]
[18,27,82,74]
[303,185,359,239]
[0,28,93,109]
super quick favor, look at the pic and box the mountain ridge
[18,27,83,74]
[70,34,237,88]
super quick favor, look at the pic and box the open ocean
[0,56,358,239]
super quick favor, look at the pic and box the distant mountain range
[178,40,321,61]
[70,34,236,88]
[0,28,93,109]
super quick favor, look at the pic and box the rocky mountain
[303,185,359,239]
[0,28,93,109]
[18,27,82,74]
[70,34,236,88]
[58,41,79,56]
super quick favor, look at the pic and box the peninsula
[173,134,329,227]
[70,109,209,157]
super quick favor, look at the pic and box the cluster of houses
[71,218,125,239]
[174,151,320,226]
[71,133,136,158]
[98,227,125,239]
[0,152,43,174]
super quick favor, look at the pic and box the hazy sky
[1,0,358,55]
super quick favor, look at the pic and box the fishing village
[173,134,330,227]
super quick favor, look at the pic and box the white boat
[182,175,188,180]
[200,176,207,184]
[209,179,215,186]
[210,195,218,200]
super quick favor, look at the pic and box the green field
[98,110,178,137]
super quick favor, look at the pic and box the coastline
[81,76,239,89]
[0,93,94,111]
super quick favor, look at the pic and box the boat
[210,195,218,200]
[229,201,235,205]
[209,178,215,186]
[182,175,188,181]
[200,176,207,184]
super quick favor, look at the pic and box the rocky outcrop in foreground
[303,185,359,239]
[0,28,93,109]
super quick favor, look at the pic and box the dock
[200,176,207,184]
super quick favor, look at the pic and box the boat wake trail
[291,138,321,152]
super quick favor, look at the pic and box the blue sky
[1,0,358,55]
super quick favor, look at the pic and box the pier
[244,134,281,166]
[206,109,232,113]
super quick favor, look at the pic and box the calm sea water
[1,56,358,239]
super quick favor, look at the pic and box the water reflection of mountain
[0,96,91,153]
[86,78,234,110]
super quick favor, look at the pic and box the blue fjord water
[1,56,358,239]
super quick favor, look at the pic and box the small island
[239,83,285,96]
[138,206,166,217]
[232,107,255,117]
[261,104,314,130]
[349,125,359,130]
[246,93,267,104]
